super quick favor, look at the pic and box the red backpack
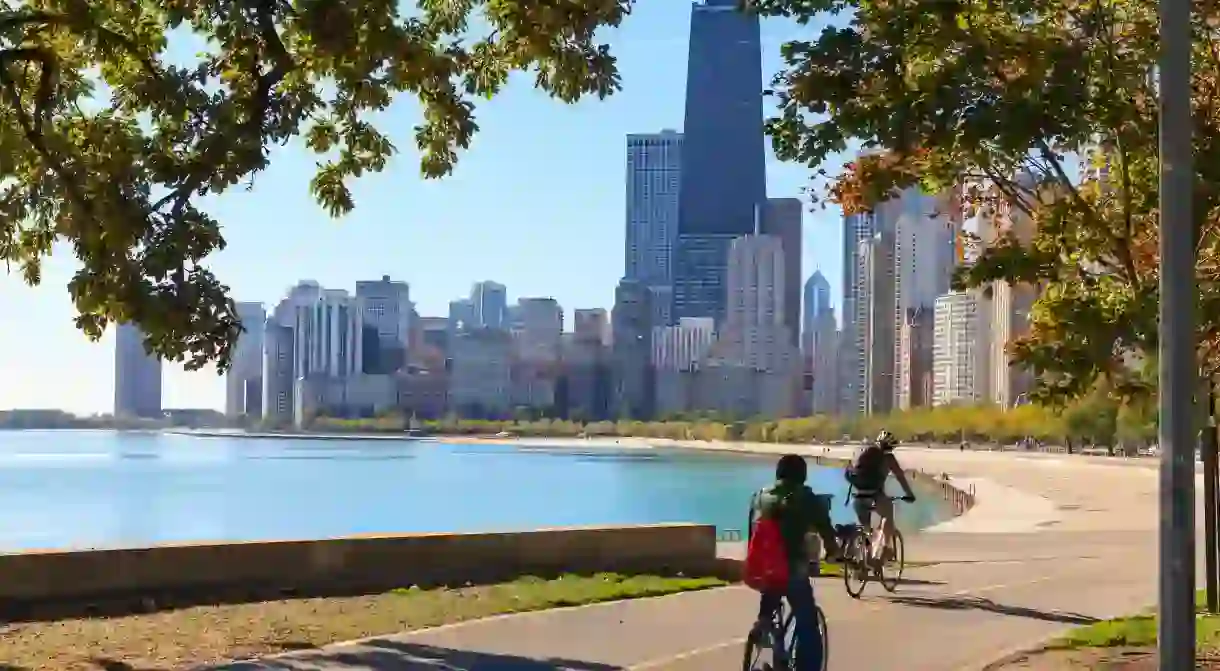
[744,515,790,592]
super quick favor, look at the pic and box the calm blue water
[0,431,950,551]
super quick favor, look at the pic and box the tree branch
[151,0,294,219]
[0,47,93,221]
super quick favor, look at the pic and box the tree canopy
[754,0,1217,404]
[0,0,627,370]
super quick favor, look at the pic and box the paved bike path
[210,530,1158,670]
[208,446,1174,670]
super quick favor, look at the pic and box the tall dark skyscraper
[672,0,767,327]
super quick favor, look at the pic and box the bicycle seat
[834,523,859,538]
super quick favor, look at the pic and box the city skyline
[0,4,847,415]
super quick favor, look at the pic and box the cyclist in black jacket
[846,431,917,564]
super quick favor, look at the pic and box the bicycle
[742,593,829,671]
[838,495,908,599]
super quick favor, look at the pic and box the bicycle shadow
[214,638,626,670]
[879,593,1101,625]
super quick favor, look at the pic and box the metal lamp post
[1157,0,1196,662]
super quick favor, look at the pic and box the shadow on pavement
[215,638,625,670]
[90,659,155,671]
[881,594,1101,625]
[893,577,947,587]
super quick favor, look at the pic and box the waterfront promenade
[210,443,1168,670]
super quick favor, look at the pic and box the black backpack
[845,444,887,490]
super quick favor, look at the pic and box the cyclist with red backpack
[745,454,840,671]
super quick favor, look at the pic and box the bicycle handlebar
[844,489,916,507]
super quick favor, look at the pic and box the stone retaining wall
[0,523,716,620]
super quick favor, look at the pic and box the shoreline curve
[172,430,980,529]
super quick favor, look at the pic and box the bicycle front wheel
[817,605,829,671]
[842,533,869,599]
[742,620,777,671]
[878,529,905,592]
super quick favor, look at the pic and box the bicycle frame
[839,496,908,599]
[844,493,907,543]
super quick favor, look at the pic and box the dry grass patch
[0,573,725,671]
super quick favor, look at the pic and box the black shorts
[851,492,880,520]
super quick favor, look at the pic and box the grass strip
[1049,591,1220,651]
[0,573,726,671]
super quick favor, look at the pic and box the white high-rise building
[977,173,1041,408]
[839,210,880,415]
[891,188,958,407]
[652,317,716,371]
[514,297,564,363]
[859,231,896,415]
[932,290,989,405]
[470,281,507,330]
[706,233,800,417]
[804,272,837,414]
[664,233,799,419]
[294,289,364,379]
[260,281,364,424]
[725,234,792,370]
[839,186,956,415]
[225,301,266,418]
[262,281,320,422]
[625,130,683,292]
[896,306,935,409]
[450,328,514,418]
[573,308,610,345]
[113,323,162,418]
[651,317,716,416]
[810,326,839,414]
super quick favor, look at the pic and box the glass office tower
[672,0,767,327]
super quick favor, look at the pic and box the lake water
[0,431,951,551]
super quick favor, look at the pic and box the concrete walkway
[208,444,1171,670]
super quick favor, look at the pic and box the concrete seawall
[797,450,977,516]
[642,442,978,533]
[0,524,717,621]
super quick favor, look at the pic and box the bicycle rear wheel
[842,532,870,599]
[878,529,905,592]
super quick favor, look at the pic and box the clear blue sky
[0,5,848,414]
